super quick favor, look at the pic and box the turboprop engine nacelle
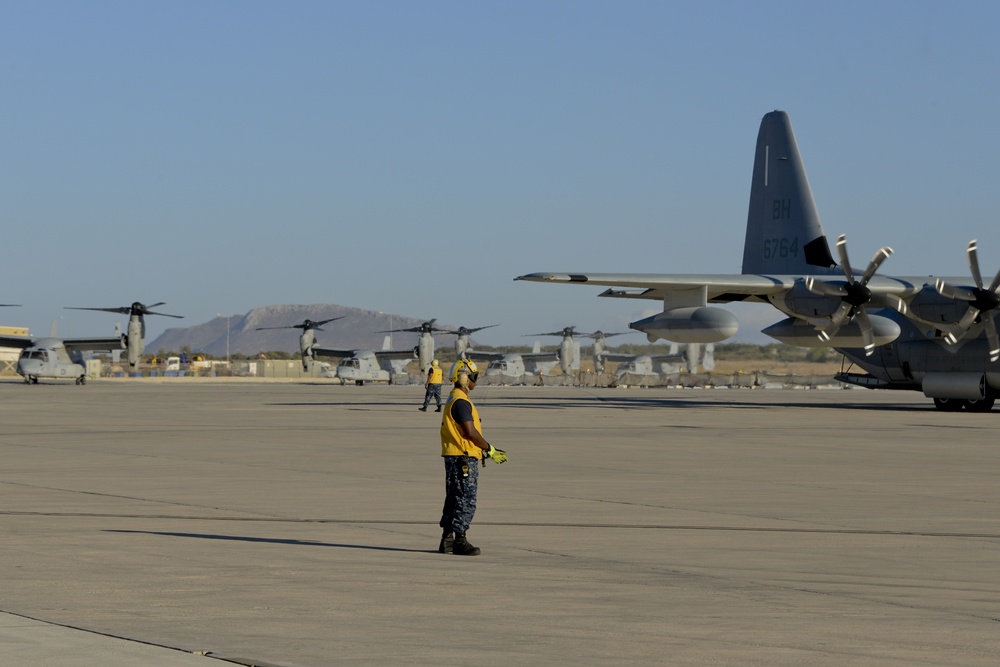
[629,307,739,344]
[762,315,900,348]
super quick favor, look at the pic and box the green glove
[485,444,508,465]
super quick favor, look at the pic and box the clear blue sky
[4,1,999,346]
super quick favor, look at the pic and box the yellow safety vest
[440,388,483,457]
[428,367,443,384]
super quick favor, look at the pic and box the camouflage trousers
[422,384,442,408]
[440,456,479,534]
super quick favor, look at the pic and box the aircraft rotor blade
[816,302,853,343]
[835,235,855,283]
[805,277,847,297]
[855,309,876,355]
[935,279,975,302]
[66,306,131,315]
[985,315,1000,362]
[66,302,181,318]
[827,302,854,330]
[525,326,576,337]
[464,324,499,334]
[860,246,893,285]
[937,241,1000,352]
[968,240,984,289]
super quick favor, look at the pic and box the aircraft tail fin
[382,335,391,351]
[742,110,836,275]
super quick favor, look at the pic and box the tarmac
[0,379,998,666]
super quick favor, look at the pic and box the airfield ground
[0,380,997,666]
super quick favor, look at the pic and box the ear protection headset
[449,359,479,387]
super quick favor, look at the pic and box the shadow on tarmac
[106,530,436,554]
[267,395,934,413]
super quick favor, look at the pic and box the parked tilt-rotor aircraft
[517,110,1000,412]
[313,335,415,385]
[254,317,344,372]
[377,319,452,373]
[0,301,181,384]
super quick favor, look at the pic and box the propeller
[255,316,343,332]
[377,319,452,335]
[66,301,183,318]
[440,324,500,336]
[525,326,579,338]
[581,331,629,341]
[935,240,1000,361]
[805,234,894,355]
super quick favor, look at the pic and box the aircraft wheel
[932,397,959,411]
[355,380,364,386]
[964,396,996,412]
[932,397,964,412]
[22,376,30,384]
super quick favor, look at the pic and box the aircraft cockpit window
[338,358,360,369]
[21,349,48,362]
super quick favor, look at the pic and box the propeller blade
[935,279,975,302]
[144,310,184,319]
[855,309,876,355]
[805,277,847,297]
[945,307,982,345]
[886,294,908,316]
[860,246,893,285]
[835,235,855,283]
[988,266,1000,294]
[66,306,131,315]
[984,315,1000,362]
[956,307,981,332]
[967,240,984,289]
[817,302,853,342]
[465,324,499,333]
[827,301,854,330]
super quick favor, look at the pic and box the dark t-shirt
[450,397,473,424]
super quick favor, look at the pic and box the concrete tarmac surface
[1,379,998,666]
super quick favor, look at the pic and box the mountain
[146,304,461,357]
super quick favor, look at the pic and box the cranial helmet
[449,358,479,386]
[432,359,439,367]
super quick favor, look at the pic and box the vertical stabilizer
[742,111,836,275]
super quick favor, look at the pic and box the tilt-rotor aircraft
[313,336,415,385]
[0,301,182,384]
[376,319,455,373]
[446,324,500,360]
[254,317,344,372]
[517,110,1000,412]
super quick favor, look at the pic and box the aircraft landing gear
[75,376,87,386]
[964,395,996,412]
[355,380,364,386]
[933,396,996,412]
[932,398,963,412]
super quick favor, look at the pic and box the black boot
[419,406,428,412]
[452,533,480,556]
[438,530,455,554]
[434,406,442,412]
